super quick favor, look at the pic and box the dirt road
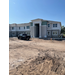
[9,37,65,75]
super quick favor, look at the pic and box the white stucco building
[9,18,61,38]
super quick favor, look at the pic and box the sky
[9,0,65,26]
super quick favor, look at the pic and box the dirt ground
[9,37,65,75]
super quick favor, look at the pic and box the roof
[31,18,61,23]
[31,18,43,21]
[43,19,61,23]
[9,18,61,25]
[9,23,30,26]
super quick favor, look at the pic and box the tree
[61,26,65,34]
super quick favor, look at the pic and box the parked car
[18,33,31,40]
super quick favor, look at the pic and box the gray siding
[34,26,39,37]
[10,31,16,37]
[51,30,59,38]
[30,26,34,37]
[47,30,51,38]
[41,25,47,38]
[47,23,52,30]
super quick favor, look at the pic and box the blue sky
[9,0,65,26]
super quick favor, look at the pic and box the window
[24,26,25,29]
[53,24,57,27]
[52,31,58,35]
[19,27,20,29]
[26,26,30,29]
[48,24,50,27]
[12,27,14,30]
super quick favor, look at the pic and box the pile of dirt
[9,50,65,75]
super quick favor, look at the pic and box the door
[47,31,51,38]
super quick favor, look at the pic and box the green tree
[61,26,65,34]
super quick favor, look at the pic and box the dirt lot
[9,37,65,75]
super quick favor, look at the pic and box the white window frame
[24,26,25,29]
[26,26,30,29]
[53,24,57,28]
[52,31,58,35]
[48,24,50,27]
[12,27,14,30]
[47,31,50,36]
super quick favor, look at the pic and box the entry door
[47,31,50,36]
[47,31,51,37]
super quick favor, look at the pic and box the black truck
[18,33,31,40]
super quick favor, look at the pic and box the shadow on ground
[20,39,32,41]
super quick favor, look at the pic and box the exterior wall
[16,24,30,31]
[47,22,61,30]
[9,23,31,37]
[9,31,10,37]
[34,26,39,37]
[10,31,30,37]
[51,23,61,30]
[30,26,34,37]
[9,25,11,37]
[9,25,11,31]
[32,20,41,24]
[16,31,30,36]
[11,26,30,31]
[41,25,47,38]
[41,21,47,25]
[32,20,42,38]
[47,23,52,30]
[9,19,61,38]
[46,22,61,38]
[59,30,61,34]
[47,30,51,38]
[47,30,60,38]
[11,31,16,37]
[51,30,59,38]
[11,26,17,31]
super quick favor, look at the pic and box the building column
[16,26,17,37]
[51,30,52,38]
[39,23,41,38]
[33,23,34,38]
[45,25,47,38]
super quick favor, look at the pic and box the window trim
[47,31,50,36]
[24,26,25,29]
[52,31,58,35]
[26,26,30,29]
[12,27,14,30]
[53,24,57,27]
[48,24,50,27]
